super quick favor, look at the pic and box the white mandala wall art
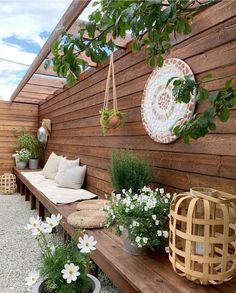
[141,58,196,144]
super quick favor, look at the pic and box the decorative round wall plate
[141,58,196,144]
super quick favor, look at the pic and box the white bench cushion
[21,171,97,205]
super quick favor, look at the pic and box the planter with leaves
[110,150,152,194]
[104,187,172,254]
[16,132,43,169]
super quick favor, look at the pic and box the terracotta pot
[32,274,101,293]
[108,115,121,129]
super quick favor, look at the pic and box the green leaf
[218,107,230,122]
[225,78,233,89]
[157,54,164,67]
[209,91,220,104]
[209,122,216,131]
[66,72,76,87]
[131,38,140,53]
[166,76,178,88]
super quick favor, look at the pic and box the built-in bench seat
[14,167,236,293]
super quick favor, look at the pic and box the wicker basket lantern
[0,173,17,194]
[169,187,236,285]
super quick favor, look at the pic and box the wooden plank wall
[39,1,236,196]
[0,101,38,175]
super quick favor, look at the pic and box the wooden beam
[10,0,90,102]
[28,75,66,88]
[18,91,51,100]
[14,97,41,104]
[22,84,59,95]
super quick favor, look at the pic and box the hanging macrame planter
[100,53,124,135]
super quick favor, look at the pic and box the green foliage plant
[110,149,152,193]
[105,187,172,250]
[14,148,31,162]
[46,0,218,86]
[166,76,236,143]
[17,131,43,159]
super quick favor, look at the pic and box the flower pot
[31,274,101,293]
[16,161,27,170]
[108,115,121,129]
[29,159,39,169]
[123,227,148,256]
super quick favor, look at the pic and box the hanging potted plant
[24,214,101,293]
[100,53,124,135]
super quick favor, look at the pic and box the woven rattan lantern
[169,188,236,285]
[0,173,17,194]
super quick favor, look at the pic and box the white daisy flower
[163,231,169,238]
[143,237,148,244]
[40,222,52,234]
[116,194,121,200]
[135,236,141,243]
[77,234,97,253]
[46,214,62,229]
[166,193,171,199]
[165,246,170,253]
[152,215,157,220]
[160,188,164,194]
[155,220,160,226]
[25,271,40,286]
[157,230,162,236]
[164,198,169,204]
[61,263,80,284]
[130,204,135,210]
[119,225,124,232]
[25,216,41,231]
[128,188,132,193]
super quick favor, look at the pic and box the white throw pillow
[58,157,80,170]
[55,157,80,183]
[56,165,87,190]
[42,152,63,180]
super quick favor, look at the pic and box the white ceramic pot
[16,161,27,170]
[29,159,39,169]
[31,274,101,293]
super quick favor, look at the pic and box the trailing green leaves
[48,0,218,87]
[168,76,236,143]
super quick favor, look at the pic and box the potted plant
[110,150,152,195]
[24,214,101,293]
[99,108,124,135]
[13,148,31,169]
[104,187,172,255]
[17,132,43,169]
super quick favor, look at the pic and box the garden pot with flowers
[104,187,172,255]
[13,148,31,170]
[24,214,101,293]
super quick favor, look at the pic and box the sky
[0,0,95,101]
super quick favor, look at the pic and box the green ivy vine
[167,76,236,143]
[46,0,235,143]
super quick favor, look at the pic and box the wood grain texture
[0,101,38,175]
[39,2,236,197]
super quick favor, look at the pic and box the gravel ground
[0,193,118,293]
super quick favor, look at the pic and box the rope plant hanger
[100,53,124,135]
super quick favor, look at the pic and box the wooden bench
[14,167,236,293]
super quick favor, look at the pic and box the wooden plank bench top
[13,167,236,293]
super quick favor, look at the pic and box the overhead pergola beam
[10,0,90,102]
[28,76,65,88]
